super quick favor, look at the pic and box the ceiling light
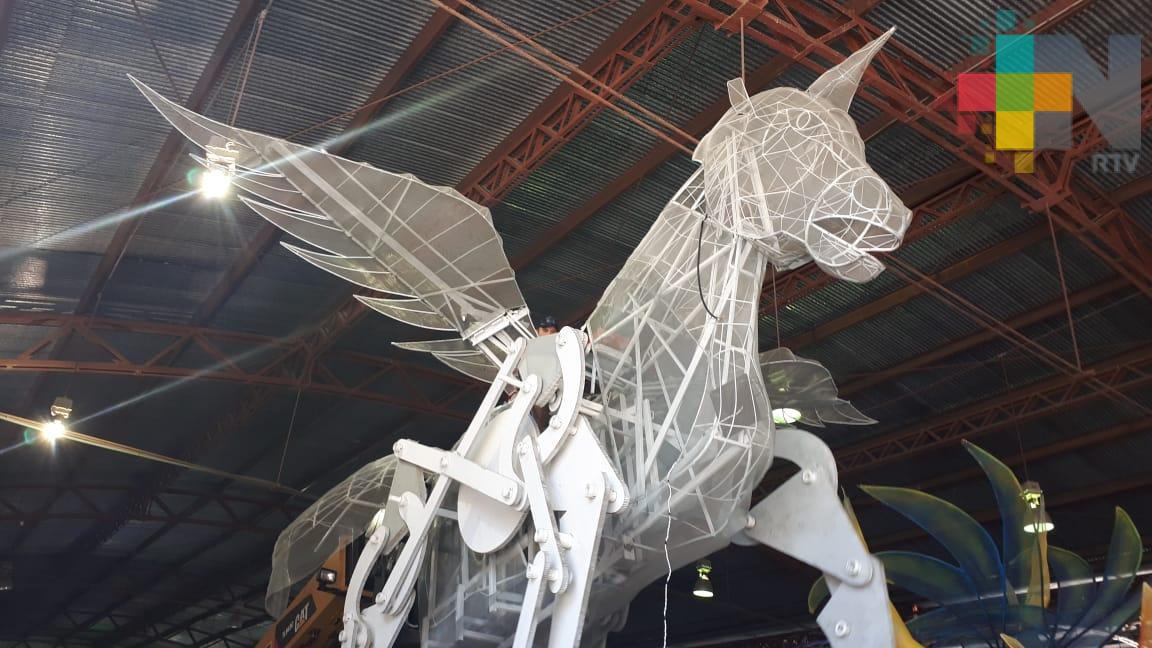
[49,396,72,420]
[1023,510,1055,534]
[693,560,714,599]
[42,420,67,443]
[199,167,233,199]
[199,142,238,199]
[772,407,802,425]
[1021,480,1054,534]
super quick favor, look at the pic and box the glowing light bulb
[1020,480,1054,534]
[199,167,233,199]
[772,407,802,425]
[42,420,67,443]
[693,560,714,598]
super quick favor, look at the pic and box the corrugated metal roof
[867,0,1053,69]
[352,0,647,187]
[0,0,239,255]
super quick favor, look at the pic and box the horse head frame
[133,27,912,648]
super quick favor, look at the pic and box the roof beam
[752,40,1152,315]
[836,344,1152,475]
[852,417,1152,512]
[871,468,1152,548]
[457,0,698,205]
[836,276,1131,396]
[752,344,1152,499]
[780,230,1127,353]
[0,311,472,414]
[854,0,1097,140]
[16,0,262,431]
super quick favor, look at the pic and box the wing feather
[131,77,533,383]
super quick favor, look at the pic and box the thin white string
[662,455,683,648]
[662,479,674,648]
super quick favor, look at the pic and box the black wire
[696,216,719,320]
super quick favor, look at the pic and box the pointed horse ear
[727,78,751,112]
[807,27,895,111]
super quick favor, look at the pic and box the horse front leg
[741,426,895,646]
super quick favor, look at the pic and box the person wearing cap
[536,315,558,336]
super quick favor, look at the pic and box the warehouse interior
[0,0,1150,646]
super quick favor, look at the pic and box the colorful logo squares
[956,32,1072,164]
[957,72,1071,150]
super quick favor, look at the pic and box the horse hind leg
[739,426,895,646]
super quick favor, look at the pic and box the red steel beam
[459,0,700,205]
[1112,173,1152,204]
[853,417,1152,511]
[835,344,1152,475]
[836,276,1131,396]
[0,312,473,418]
[853,0,1098,139]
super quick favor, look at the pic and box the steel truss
[0,311,475,420]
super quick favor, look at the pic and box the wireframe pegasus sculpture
[133,28,912,648]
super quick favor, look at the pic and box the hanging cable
[275,386,303,484]
[739,18,746,82]
[229,1,275,125]
[770,265,781,347]
[1045,208,1082,370]
[661,456,683,648]
[130,0,184,101]
[1002,357,1030,481]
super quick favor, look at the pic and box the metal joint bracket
[393,440,525,509]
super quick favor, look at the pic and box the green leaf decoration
[861,484,1006,627]
[807,575,830,614]
[1064,508,1142,643]
[1047,545,1093,635]
[878,551,975,605]
[964,441,1034,597]
[831,449,1145,648]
